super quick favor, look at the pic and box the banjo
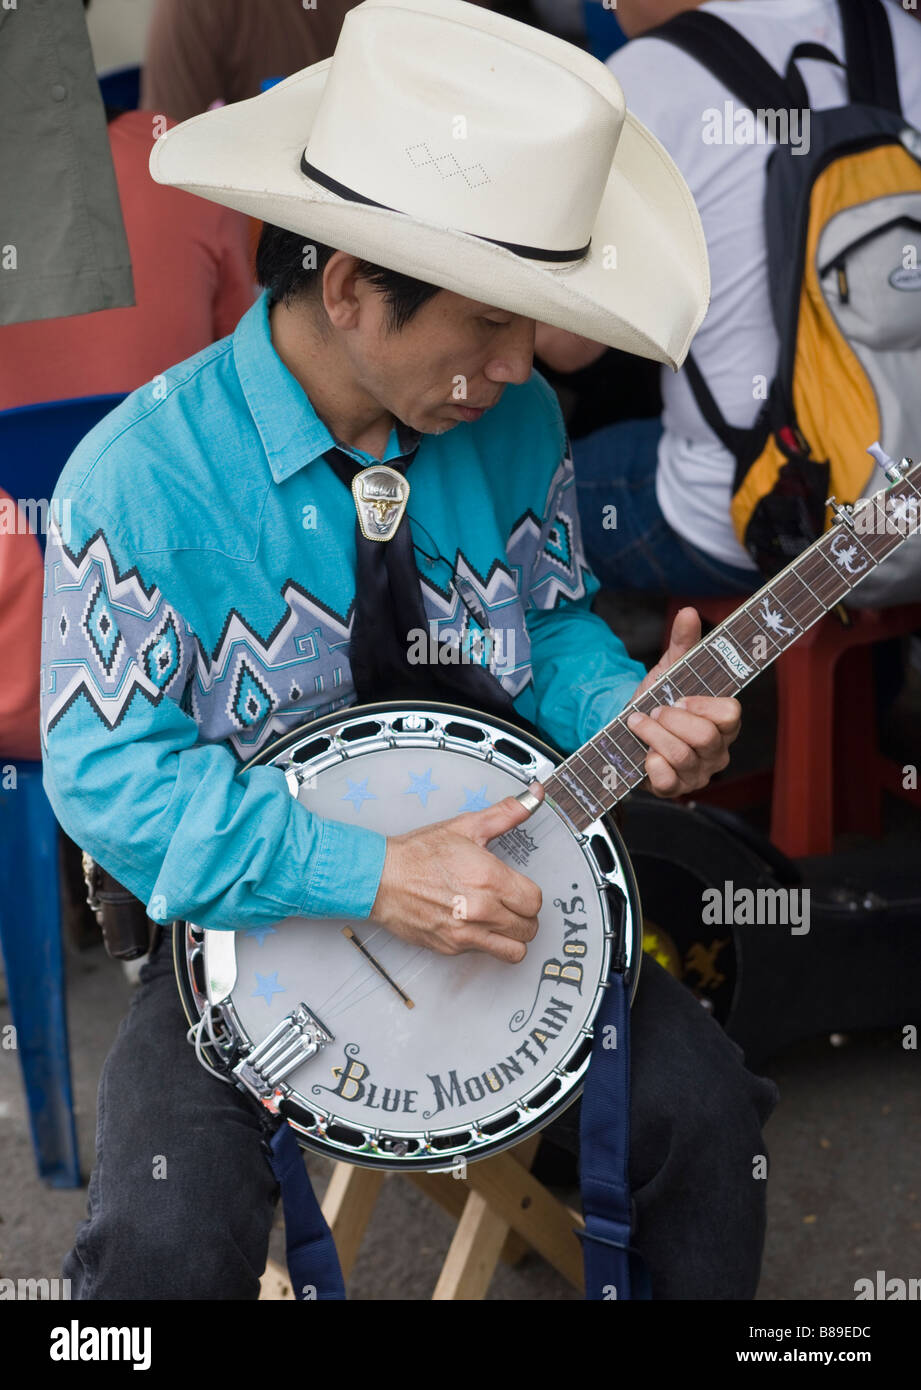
[174,445,920,1172]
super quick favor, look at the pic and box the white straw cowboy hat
[149,0,709,368]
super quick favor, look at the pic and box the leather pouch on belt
[81,852,158,961]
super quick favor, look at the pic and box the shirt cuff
[298,814,388,919]
[585,668,647,735]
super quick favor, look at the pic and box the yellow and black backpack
[655,0,921,588]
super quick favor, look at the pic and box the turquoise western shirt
[40,290,646,931]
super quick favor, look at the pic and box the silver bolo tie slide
[351,464,410,542]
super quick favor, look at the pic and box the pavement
[2,594,920,1300]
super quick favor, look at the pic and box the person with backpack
[537,0,921,602]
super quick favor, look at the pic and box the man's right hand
[369,785,544,963]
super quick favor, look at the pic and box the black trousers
[63,927,779,1299]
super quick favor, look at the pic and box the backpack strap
[656,4,902,117]
[682,354,752,462]
[650,13,817,464]
[783,42,844,112]
[836,0,902,116]
[650,10,800,113]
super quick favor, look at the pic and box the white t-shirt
[606,0,921,568]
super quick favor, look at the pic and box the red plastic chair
[665,594,921,858]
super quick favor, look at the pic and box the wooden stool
[260,1136,585,1300]
[665,595,921,857]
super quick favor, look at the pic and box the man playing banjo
[41,0,777,1299]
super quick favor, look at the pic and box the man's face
[340,284,537,436]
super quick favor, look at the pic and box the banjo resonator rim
[174,700,642,1171]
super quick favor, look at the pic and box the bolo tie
[323,434,515,718]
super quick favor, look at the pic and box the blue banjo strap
[265,963,649,1301]
[266,1120,346,1301]
[578,965,652,1301]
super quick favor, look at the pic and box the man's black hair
[255,222,442,331]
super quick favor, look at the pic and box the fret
[632,667,696,716]
[753,586,802,636]
[543,771,595,829]
[706,652,745,694]
[797,545,844,603]
[546,725,646,828]
[597,723,648,774]
[897,473,921,507]
[686,643,736,696]
[771,568,825,626]
[722,605,768,648]
[722,602,784,663]
[631,688,665,718]
[568,747,613,814]
[853,482,921,565]
[826,524,877,587]
[587,771,638,809]
[871,497,906,561]
[593,748,643,802]
[796,543,851,606]
[746,589,803,654]
[794,564,827,611]
[580,739,643,802]
[593,725,646,784]
[851,497,900,566]
[554,763,600,819]
[580,754,642,805]
[655,669,695,704]
[889,476,921,538]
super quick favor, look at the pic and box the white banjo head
[175,703,641,1170]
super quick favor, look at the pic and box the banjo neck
[543,451,921,833]
[178,447,917,1174]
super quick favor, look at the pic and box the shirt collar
[233,290,423,485]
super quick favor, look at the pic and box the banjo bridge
[232,1003,335,1102]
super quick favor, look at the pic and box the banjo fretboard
[543,457,921,832]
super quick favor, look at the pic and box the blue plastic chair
[98,64,141,111]
[0,395,125,553]
[0,392,126,1186]
[582,0,627,61]
[0,766,79,1187]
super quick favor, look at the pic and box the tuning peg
[867,441,911,485]
[826,496,855,527]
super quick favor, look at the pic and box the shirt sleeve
[40,494,387,931]
[0,0,134,325]
[521,385,647,755]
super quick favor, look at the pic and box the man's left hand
[626,606,741,798]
